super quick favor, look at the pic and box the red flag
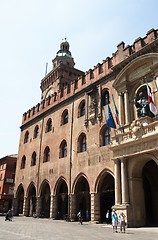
[112,95,119,125]
[146,82,157,115]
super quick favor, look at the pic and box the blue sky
[0,0,157,158]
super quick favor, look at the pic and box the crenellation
[123,45,133,57]
[22,28,158,124]
[146,28,157,43]
[133,37,145,52]
[117,41,125,51]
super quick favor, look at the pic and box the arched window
[33,125,39,139]
[43,146,50,163]
[78,133,87,152]
[102,90,110,106]
[59,140,67,158]
[24,131,29,144]
[78,100,85,117]
[31,152,36,166]
[21,156,26,169]
[46,118,52,132]
[100,126,110,146]
[61,110,68,125]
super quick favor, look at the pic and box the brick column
[91,192,100,222]
[23,197,29,216]
[52,195,58,219]
[13,197,18,216]
[49,195,54,218]
[36,197,42,217]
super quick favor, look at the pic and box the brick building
[14,28,158,227]
[0,155,17,213]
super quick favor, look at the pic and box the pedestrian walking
[77,210,83,224]
[106,210,110,224]
[111,209,118,233]
[5,209,13,221]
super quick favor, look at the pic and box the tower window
[59,140,67,158]
[31,152,36,166]
[78,100,85,117]
[61,110,68,125]
[43,146,50,163]
[33,125,39,139]
[24,131,29,144]
[78,133,87,152]
[46,118,52,132]
[102,90,110,106]
[100,126,110,146]
[21,156,26,169]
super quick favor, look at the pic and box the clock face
[45,88,54,98]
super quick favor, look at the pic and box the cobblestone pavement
[0,216,158,240]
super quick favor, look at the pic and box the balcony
[110,116,158,159]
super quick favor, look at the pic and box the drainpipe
[68,89,75,219]
[37,117,45,216]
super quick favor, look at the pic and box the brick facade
[14,29,158,227]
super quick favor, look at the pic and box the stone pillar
[50,195,54,218]
[121,158,129,204]
[23,197,29,216]
[119,93,124,125]
[114,159,121,205]
[52,195,58,219]
[91,192,100,222]
[36,197,42,217]
[69,194,76,221]
[124,90,130,124]
[13,198,18,216]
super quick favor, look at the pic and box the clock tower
[40,39,84,99]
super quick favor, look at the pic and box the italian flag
[146,82,157,115]
[112,95,119,125]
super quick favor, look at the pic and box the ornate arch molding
[113,53,158,92]
[129,153,158,178]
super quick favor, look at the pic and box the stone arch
[129,154,158,226]
[54,177,68,220]
[39,180,51,218]
[95,169,114,223]
[72,173,90,221]
[113,53,158,122]
[26,182,37,217]
[113,53,158,90]
[15,183,25,215]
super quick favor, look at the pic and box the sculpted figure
[134,92,149,118]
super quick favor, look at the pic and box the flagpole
[112,94,123,133]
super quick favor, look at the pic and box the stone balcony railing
[112,116,158,145]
